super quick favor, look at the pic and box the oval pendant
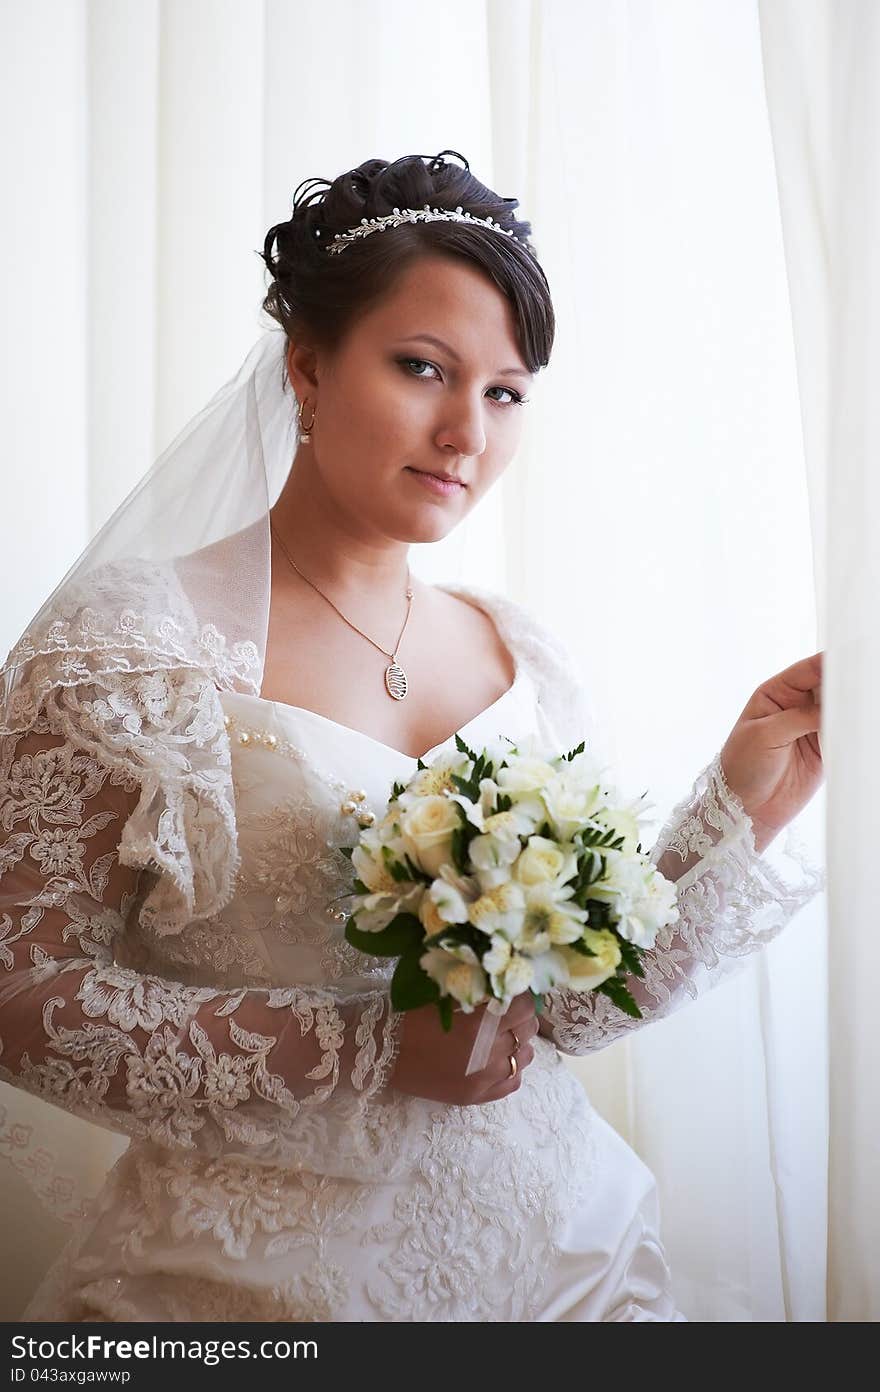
[385,662,408,701]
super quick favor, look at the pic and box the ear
[285,339,319,400]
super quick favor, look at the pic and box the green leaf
[454,732,478,761]
[569,938,597,957]
[438,996,454,1032]
[616,937,646,980]
[450,826,469,874]
[381,845,413,883]
[597,978,643,1019]
[345,912,423,957]
[391,948,441,1011]
[392,780,407,797]
[531,990,545,1016]
[564,740,586,762]
[420,924,490,961]
[351,878,370,896]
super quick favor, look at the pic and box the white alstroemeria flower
[516,881,588,954]
[481,933,513,997]
[419,871,479,936]
[492,950,535,1003]
[558,929,622,990]
[586,856,677,949]
[591,791,653,856]
[352,883,425,934]
[616,867,680,947]
[420,943,487,1012]
[513,835,578,888]
[399,795,461,878]
[470,807,539,888]
[529,947,573,995]
[468,880,526,940]
[397,752,472,808]
[541,767,608,841]
[352,829,401,894]
[448,792,485,831]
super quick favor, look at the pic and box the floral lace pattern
[539,751,826,1054]
[0,557,825,1321]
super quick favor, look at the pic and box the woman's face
[285,252,536,544]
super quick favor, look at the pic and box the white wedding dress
[0,572,823,1322]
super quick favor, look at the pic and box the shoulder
[433,580,578,677]
[431,581,608,760]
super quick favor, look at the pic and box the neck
[270,447,412,599]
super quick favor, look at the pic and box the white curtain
[758,0,880,1322]
[1,0,853,1320]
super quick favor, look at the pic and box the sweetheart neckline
[227,667,528,763]
[246,580,526,762]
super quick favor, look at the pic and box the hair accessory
[324,205,531,256]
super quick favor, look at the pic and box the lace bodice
[0,565,825,1194]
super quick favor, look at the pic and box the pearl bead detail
[222,709,377,829]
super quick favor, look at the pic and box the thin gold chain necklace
[270,523,414,701]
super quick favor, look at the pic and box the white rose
[496,755,559,795]
[400,795,461,877]
[514,835,577,886]
[559,929,622,990]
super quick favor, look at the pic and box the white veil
[0,326,298,1227]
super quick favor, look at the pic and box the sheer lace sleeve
[469,589,827,1058]
[0,717,402,1167]
[538,749,825,1054]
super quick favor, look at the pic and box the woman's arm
[538,750,824,1054]
[0,724,402,1162]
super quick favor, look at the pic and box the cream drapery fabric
[758,0,880,1322]
[2,0,834,1320]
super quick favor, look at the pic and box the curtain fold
[759,0,880,1323]
[1,0,839,1320]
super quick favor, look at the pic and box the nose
[434,393,487,457]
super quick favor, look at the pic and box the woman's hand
[390,995,540,1106]
[719,650,824,852]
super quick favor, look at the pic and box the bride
[0,150,825,1322]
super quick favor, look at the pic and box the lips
[407,467,467,484]
[405,467,468,497]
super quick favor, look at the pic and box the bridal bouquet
[342,733,681,1073]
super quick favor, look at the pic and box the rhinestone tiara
[322,204,532,256]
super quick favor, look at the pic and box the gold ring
[511,1031,521,1050]
[508,1053,518,1078]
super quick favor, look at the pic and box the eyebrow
[395,334,533,381]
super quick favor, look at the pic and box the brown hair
[259,150,555,393]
